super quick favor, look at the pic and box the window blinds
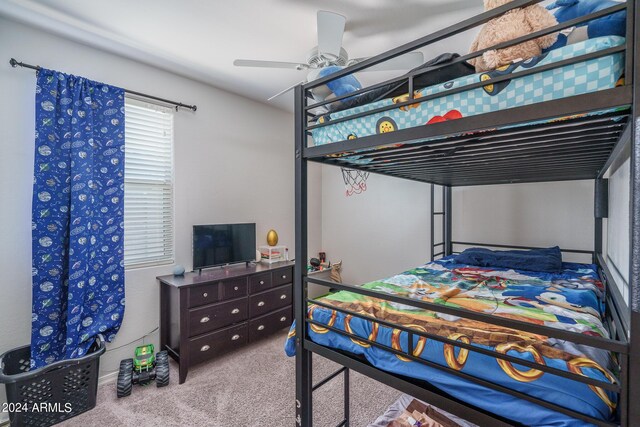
[124,97,174,269]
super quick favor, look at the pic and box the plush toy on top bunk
[543,0,627,52]
[468,0,559,72]
[307,66,362,108]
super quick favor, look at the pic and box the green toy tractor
[117,344,169,398]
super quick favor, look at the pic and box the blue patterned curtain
[31,69,125,368]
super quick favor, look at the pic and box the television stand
[157,260,295,384]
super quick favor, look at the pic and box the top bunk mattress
[285,257,617,427]
[311,36,625,150]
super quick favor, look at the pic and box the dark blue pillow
[454,246,563,273]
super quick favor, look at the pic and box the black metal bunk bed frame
[293,0,640,426]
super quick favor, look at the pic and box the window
[124,97,174,269]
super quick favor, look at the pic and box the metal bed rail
[305,276,628,353]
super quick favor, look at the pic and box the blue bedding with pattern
[311,36,625,159]
[285,258,617,426]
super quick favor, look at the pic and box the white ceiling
[0,0,483,111]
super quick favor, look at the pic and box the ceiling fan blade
[267,81,306,101]
[317,11,346,59]
[234,59,309,70]
[350,51,424,72]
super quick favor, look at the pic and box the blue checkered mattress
[311,36,625,151]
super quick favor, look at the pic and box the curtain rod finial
[9,58,18,67]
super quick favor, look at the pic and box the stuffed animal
[468,0,559,73]
[307,66,362,104]
[543,0,627,52]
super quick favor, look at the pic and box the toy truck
[117,344,169,398]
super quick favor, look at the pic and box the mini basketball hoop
[341,168,369,196]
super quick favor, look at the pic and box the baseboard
[98,370,118,387]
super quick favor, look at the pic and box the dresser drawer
[273,267,293,286]
[189,297,248,337]
[249,272,272,293]
[249,307,292,342]
[249,284,292,317]
[188,323,248,366]
[188,283,219,308]
[220,278,248,301]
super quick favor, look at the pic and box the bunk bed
[292,0,639,426]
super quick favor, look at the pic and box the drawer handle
[280,294,287,300]
[203,292,208,298]
[232,334,240,341]
[201,345,210,352]
[280,316,287,322]
[234,286,239,291]
[231,308,240,314]
[281,275,287,279]
[259,280,265,285]
[257,301,265,307]
[200,316,210,323]
[257,325,265,331]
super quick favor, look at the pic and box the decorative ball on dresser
[173,265,185,276]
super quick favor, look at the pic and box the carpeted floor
[62,331,400,427]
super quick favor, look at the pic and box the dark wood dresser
[157,261,294,384]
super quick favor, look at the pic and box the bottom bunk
[286,252,620,427]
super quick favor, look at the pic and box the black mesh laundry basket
[0,335,105,427]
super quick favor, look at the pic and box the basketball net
[341,168,369,197]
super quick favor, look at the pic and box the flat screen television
[193,223,256,270]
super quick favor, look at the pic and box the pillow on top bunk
[454,246,563,273]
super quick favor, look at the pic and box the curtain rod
[9,58,197,112]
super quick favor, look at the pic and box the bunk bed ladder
[431,184,452,260]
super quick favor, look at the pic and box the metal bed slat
[372,162,610,181]
[364,131,623,165]
[371,153,612,173]
[352,113,628,160]
[374,161,610,181]
[406,171,604,187]
[370,148,614,173]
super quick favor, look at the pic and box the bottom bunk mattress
[284,257,617,427]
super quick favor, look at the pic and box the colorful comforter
[311,36,626,166]
[285,258,617,427]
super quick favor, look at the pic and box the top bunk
[296,0,635,187]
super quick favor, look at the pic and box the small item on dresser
[319,251,326,263]
[266,229,279,246]
[173,265,185,276]
[330,261,342,283]
[259,245,286,264]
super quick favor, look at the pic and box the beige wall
[0,16,311,416]
[321,168,597,285]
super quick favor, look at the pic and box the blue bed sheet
[285,258,616,427]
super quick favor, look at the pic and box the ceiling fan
[233,11,424,101]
